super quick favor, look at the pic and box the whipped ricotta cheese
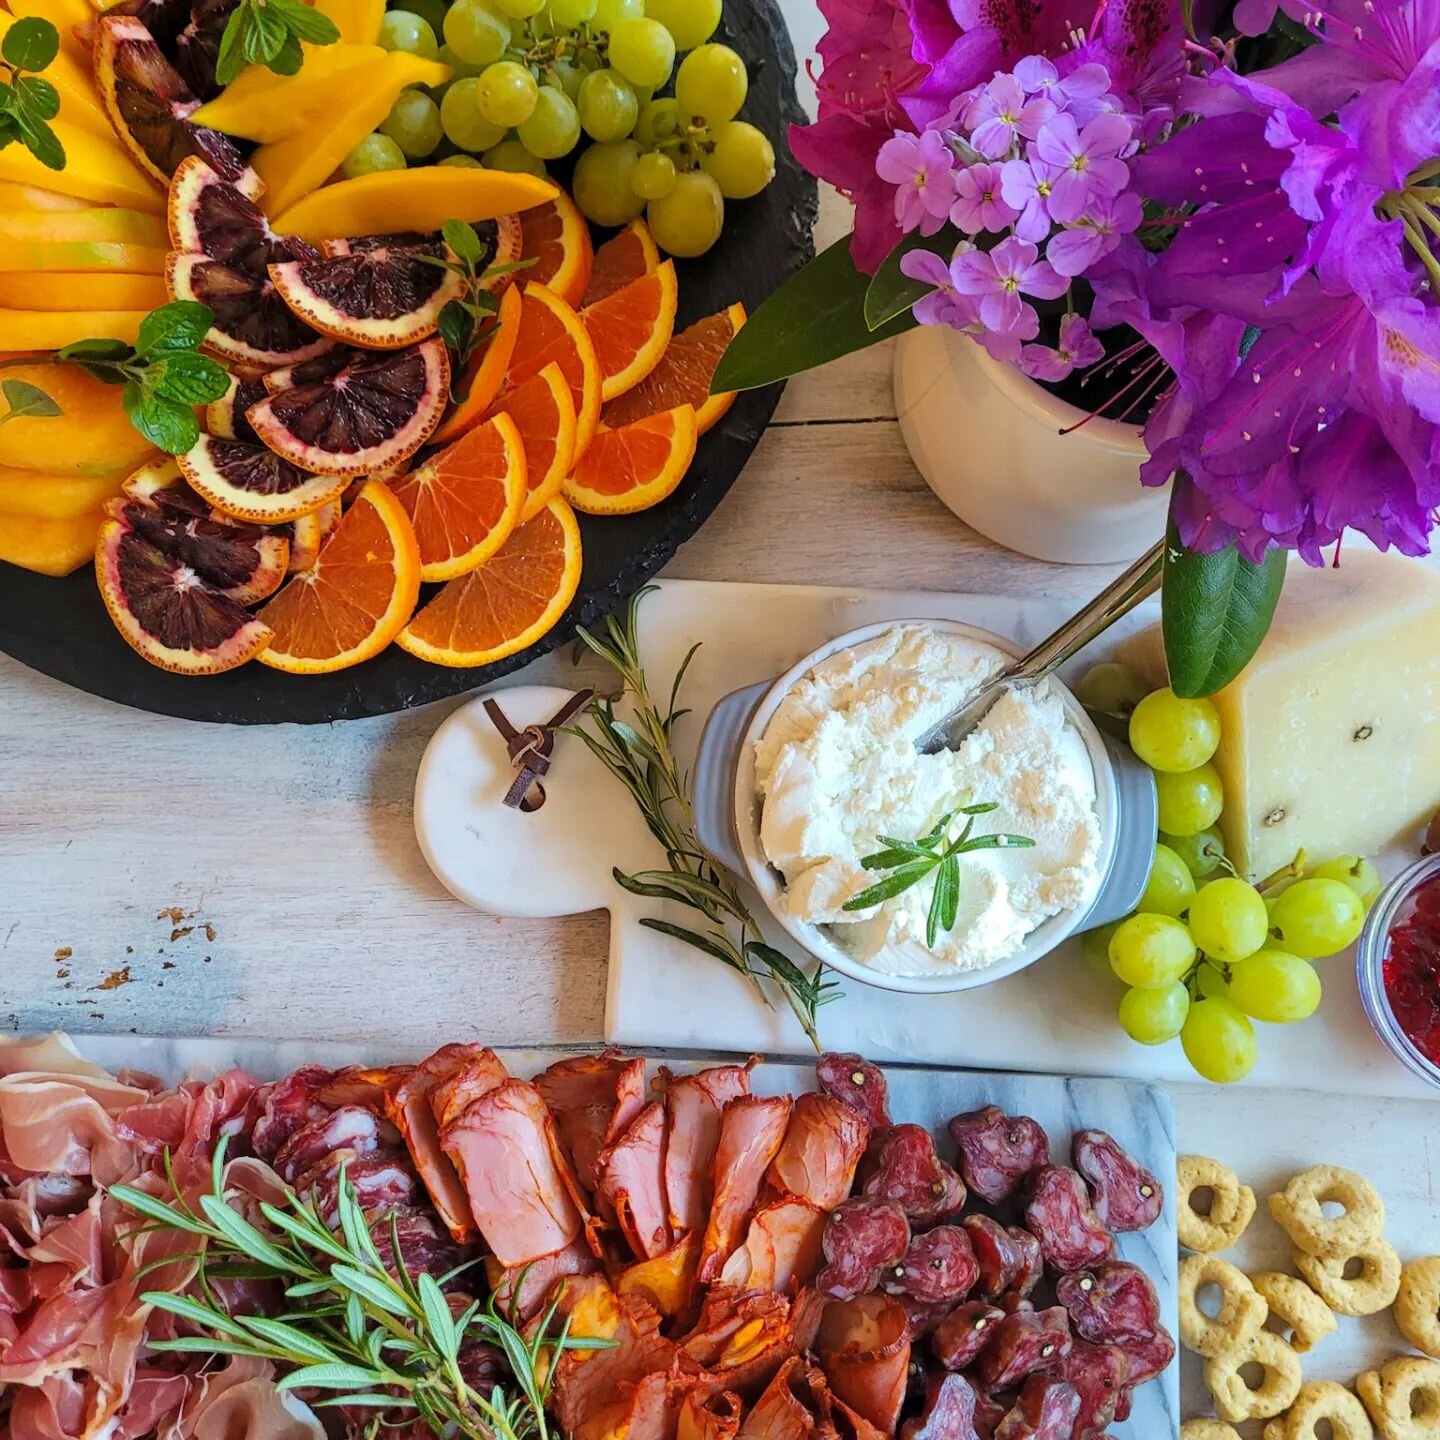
[754,625,1103,976]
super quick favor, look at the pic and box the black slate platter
[0,0,816,724]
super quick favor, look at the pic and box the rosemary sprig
[844,804,1035,948]
[109,1135,608,1440]
[567,585,841,1051]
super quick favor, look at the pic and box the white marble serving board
[69,1034,1179,1440]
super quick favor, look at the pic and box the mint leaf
[2,16,59,72]
[124,382,200,455]
[12,75,59,122]
[57,337,133,363]
[0,378,60,422]
[136,301,214,357]
[268,31,304,75]
[215,7,248,85]
[442,219,483,267]
[150,351,230,405]
[246,2,290,62]
[273,0,341,45]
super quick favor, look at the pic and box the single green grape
[572,138,647,224]
[631,149,677,199]
[646,167,724,255]
[341,132,408,179]
[548,0,598,22]
[1228,949,1322,1023]
[441,78,508,151]
[378,9,440,57]
[1268,878,1365,959]
[494,0,547,18]
[1118,982,1190,1045]
[393,0,448,33]
[444,0,511,66]
[1309,855,1383,909]
[675,42,747,123]
[516,85,581,158]
[608,17,678,88]
[1181,997,1257,1083]
[577,68,639,141]
[1073,661,1150,722]
[1139,843,1197,919]
[439,153,484,166]
[1154,762,1224,838]
[477,60,540,126]
[1163,826,1226,879]
[1080,921,1124,985]
[548,57,586,100]
[1107,913,1196,989]
[642,0,722,50]
[634,96,682,147]
[592,0,644,28]
[1128,687,1222,773]
[701,120,774,198]
[380,89,444,157]
[1187,875,1268,963]
[482,137,548,176]
[438,44,488,78]
[1195,960,1231,999]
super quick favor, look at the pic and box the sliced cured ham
[815,1293,912,1436]
[679,1388,743,1440]
[273,1105,394,1183]
[489,1235,602,1322]
[313,1065,412,1111]
[0,1072,150,1184]
[736,1356,824,1440]
[441,1078,585,1266]
[664,1063,753,1237]
[618,1232,702,1320]
[719,1198,827,1295]
[680,1285,795,1397]
[766,1092,870,1211]
[596,1100,672,1260]
[431,1052,510,1130]
[535,1051,649,1199]
[250,1065,335,1161]
[698,1095,792,1283]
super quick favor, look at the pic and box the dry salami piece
[862,1125,967,1225]
[963,1214,1022,1297]
[817,1197,911,1300]
[881,1225,978,1306]
[901,1294,959,1339]
[994,1376,1082,1440]
[817,1053,891,1129]
[1024,1166,1114,1272]
[1007,1226,1044,1297]
[900,1370,980,1440]
[1072,1129,1163,1232]
[1112,1319,1174,1390]
[973,1392,1008,1440]
[1044,1338,1129,1434]
[974,1306,1072,1394]
[999,1292,1036,1315]
[933,1300,1005,1371]
[1055,1260,1160,1345]
[947,1106,1050,1204]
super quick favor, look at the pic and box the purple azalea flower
[1031,112,1133,222]
[950,161,1020,233]
[1061,0,1187,117]
[1020,312,1105,380]
[1047,191,1143,276]
[998,157,1060,241]
[877,128,958,233]
[951,235,1068,331]
[964,73,1057,158]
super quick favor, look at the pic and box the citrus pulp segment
[431,282,523,446]
[582,218,659,307]
[518,191,593,308]
[506,282,601,458]
[562,404,697,515]
[493,361,577,524]
[581,259,678,401]
[179,434,350,525]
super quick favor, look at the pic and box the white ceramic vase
[892,322,1169,564]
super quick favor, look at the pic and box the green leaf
[442,218,483,266]
[313,1394,417,1409]
[136,301,214,356]
[710,236,916,394]
[150,351,230,405]
[12,75,58,122]
[328,1263,413,1317]
[418,1273,459,1363]
[197,1194,297,1271]
[148,1336,272,1357]
[841,861,936,912]
[109,1184,213,1235]
[2,16,59,72]
[955,833,1035,851]
[12,108,66,172]
[1161,507,1285,697]
[863,227,958,331]
[0,378,60,422]
[267,31,305,75]
[259,1202,352,1264]
[939,855,959,931]
[142,1291,256,1340]
[438,300,475,366]
[273,0,341,44]
[57,337,132,364]
[124,383,200,454]
[246,2,290,62]
[275,1362,390,1392]
[215,6,248,85]
[636,918,745,971]
[236,1314,345,1364]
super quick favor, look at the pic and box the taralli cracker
[1356,1356,1440,1440]
[1295,1235,1402,1317]
[1268,1165,1385,1258]
[1177,1154,1257,1253]
[1184,1423,1244,1440]
[1261,1381,1375,1440]
[1179,1253,1268,1357]
[1205,1329,1304,1423]
[1397,1257,1440,1360]
[1249,1270,1339,1353]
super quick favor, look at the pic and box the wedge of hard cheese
[1119,552,1440,879]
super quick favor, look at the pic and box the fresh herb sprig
[216,0,340,87]
[0,17,66,172]
[110,1135,607,1440]
[567,586,842,1051]
[0,378,60,425]
[844,804,1035,947]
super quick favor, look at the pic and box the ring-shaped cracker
[1356,1356,1440,1440]
[1268,1165,1385,1258]
[1177,1154,1257,1253]
[1295,1236,1401,1317]
[1269,1381,1375,1440]
[1249,1271,1338,1354]
[1205,1329,1304,1423]
[1180,1253,1267,1358]
[1183,1423,1244,1440]
[1397,1257,1440,1360]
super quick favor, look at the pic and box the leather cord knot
[482,689,593,812]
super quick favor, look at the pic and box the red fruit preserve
[1383,874,1440,1065]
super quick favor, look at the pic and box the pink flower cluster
[876,56,1144,381]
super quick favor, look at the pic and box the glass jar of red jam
[1357,854,1440,1091]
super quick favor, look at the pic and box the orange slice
[563,404,697,516]
[491,360,576,525]
[518,190,593,310]
[396,496,582,668]
[431,282,522,446]
[506,281,601,459]
[603,302,747,435]
[389,411,526,583]
[582,219,658,307]
[257,480,421,673]
[582,259,677,403]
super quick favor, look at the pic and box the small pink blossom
[1032,112,1132,221]
[950,235,1068,332]
[876,128,957,235]
[950,162,1020,234]
[1047,192,1144,275]
[964,74,1057,159]
[1020,312,1105,381]
[900,246,972,325]
[998,157,1060,242]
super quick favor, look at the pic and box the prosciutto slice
[664,1064,753,1237]
[0,1072,149,1185]
[596,1101,672,1260]
[766,1093,870,1211]
[698,1095,792,1283]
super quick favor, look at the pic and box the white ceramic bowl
[730,620,1122,995]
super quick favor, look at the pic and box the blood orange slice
[582,219,658,307]
[602,302,747,435]
[431,282,522,447]
[257,480,422,673]
[562,404,697,516]
[492,360,576,525]
[582,260,677,403]
[518,190,593,309]
[505,282,600,459]
[388,411,526,582]
[396,496,581,668]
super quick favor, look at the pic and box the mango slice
[0,243,166,274]
[0,363,158,477]
[0,272,167,311]
[0,467,124,520]
[274,167,557,242]
[0,309,147,348]
[0,209,169,247]
[317,0,385,43]
[0,181,95,213]
[0,509,104,577]
[254,52,452,219]
[0,122,164,212]
[0,13,112,137]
